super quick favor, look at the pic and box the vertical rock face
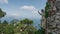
[46,0,60,34]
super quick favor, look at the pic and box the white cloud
[11,13,20,17]
[0,0,8,4]
[20,5,38,14]
[20,5,41,18]
[7,12,20,17]
[20,5,37,10]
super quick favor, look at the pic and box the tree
[20,18,36,34]
[10,19,19,24]
[0,8,6,33]
[3,20,8,26]
[0,8,6,23]
[0,23,3,34]
[14,18,37,34]
[45,2,51,18]
[2,20,14,34]
[20,18,33,25]
[3,25,14,34]
[35,29,45,34]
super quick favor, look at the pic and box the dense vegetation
[0,8,45,34]
[45,2,51,18]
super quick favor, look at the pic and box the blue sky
[0,0,47,26]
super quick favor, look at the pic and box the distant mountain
[1,16,41,29]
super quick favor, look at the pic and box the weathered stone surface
[41,0,60,34]
[46,0,60,34]
[47,12,60,34]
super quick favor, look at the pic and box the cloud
[20,5,41,18]
[11,13,20,17]
[0,0,8,4]
[20,5,39,14]
[7,12,20,17]
[20,5,37,10]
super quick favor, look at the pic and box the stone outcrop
[41,0,60,34]
[47,0,60,34]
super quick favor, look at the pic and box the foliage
[45,2,51,10]
[45,2,51,18]
[0,21,14,34]
[0,8,6,18]
[20,18,33,25]
[3,25,14,34]
[15,18,37,34]
[0,18,37,34]
[35,27,45,34]
[3,20,8,26]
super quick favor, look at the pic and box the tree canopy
[0,8,6,19]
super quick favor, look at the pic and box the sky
[0,0,47,27]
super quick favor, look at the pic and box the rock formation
[41,0,60,34]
